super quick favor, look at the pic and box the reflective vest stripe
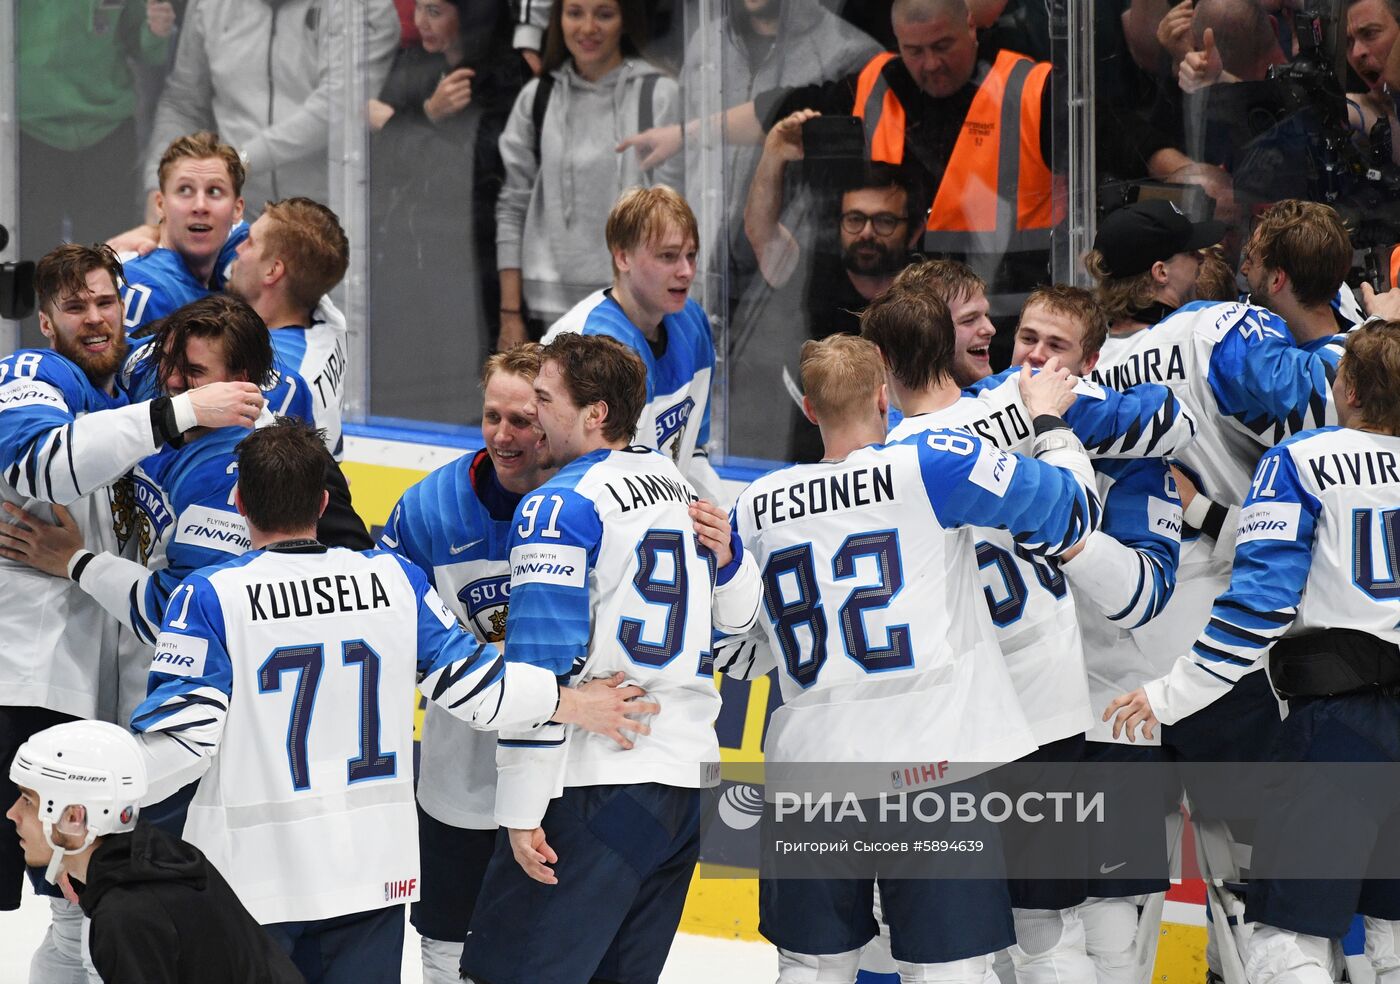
[852,49,1057,257]
[994,56,1034,240]
[1019,60,1055,228]
[855,52,903,165]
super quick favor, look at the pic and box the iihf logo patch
[458,575,510,643]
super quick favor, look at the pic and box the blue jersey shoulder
[121,249,209,332]
[389,451,502,566]
[1,349,120,414]
[270,327,310,373]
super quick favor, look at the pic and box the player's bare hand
[519,48,543,76]
[106,223,161,257]
[1104,687,1159,743]
[0,503,83,578]
[617,124,683,171]
[508,826,559,884]
[690,500,734,568]
[1169,463,1197,512]
[556,673,660,749]
[146,0,176,38]
[1019,357,1078,418]
[763,109,820,163]
[188,382,265,429]
[424,67,475,123]
[1361,282,1400,321]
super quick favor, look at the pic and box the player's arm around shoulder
[914,361,1102,556]
[1066,377,1198,458]
[131,572,235,802]
[1060,457,1182,626]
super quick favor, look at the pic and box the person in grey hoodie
[495,0,682,347]
[140,0,400,219]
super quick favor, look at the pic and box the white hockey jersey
[130,544,563,924]
[1090,300,1338,689]
[728,427,1101,771]
[269,297,349,459]
[0,350,163,718]
[1148,426,1400,724]
[890,372,1194,745]
[492,446,761,830]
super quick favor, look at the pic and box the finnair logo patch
[968,444,1017,497]
[1236,502,1300,543]
[151,634,208,677]
[1148,497,1183,541]
[174,506,250,556]
[0,380,62,410]
[511,544,586,588]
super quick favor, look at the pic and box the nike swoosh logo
[449,538,484,556]
[1099,861,1127,875]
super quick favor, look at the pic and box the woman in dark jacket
[367,0,529,423]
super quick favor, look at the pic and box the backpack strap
[638,73,659,184]
[531,74,555,166]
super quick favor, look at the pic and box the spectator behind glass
[732,107,923,462]
[1345,0,1400,165]
[678,0,882,299]
[140,0,401,219]
[368,0,530,422]
[17,0,173,321]
[495,0,683,347]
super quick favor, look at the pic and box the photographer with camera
[735,107,922,461]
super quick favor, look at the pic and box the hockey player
[1090,200,1351,984]
[544,186,726,503]
[459,333,762,984]
[7,720,302,983]
[1084,198,1223,344]
[1011,287,1185,984]
[726,321,1101,984]
[2,296,367,729]
[119,132,246,334]
[1107,322,1400,984]
[127,418,653,982]
[225,196,351,459]
[0,244,261,981]
[376,344,559,982]
[873,275,1190,984]
[382,342,746,982]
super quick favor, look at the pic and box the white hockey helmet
[9,720,148,882]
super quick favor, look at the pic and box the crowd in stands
[16,0,1400,453]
